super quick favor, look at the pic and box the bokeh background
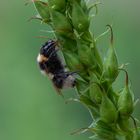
[0,0,140,140]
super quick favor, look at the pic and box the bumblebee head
[40,40,57,57]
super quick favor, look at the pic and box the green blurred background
[0,0,140,140]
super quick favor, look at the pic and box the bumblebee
[37,40,76,92]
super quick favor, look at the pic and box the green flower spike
[31,0,140,139]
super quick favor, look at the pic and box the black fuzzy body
[37,40,76,90]
[44,54,64,74]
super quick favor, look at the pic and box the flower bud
[90,84,102,104]
[118,70,134,119]
[76,79,89,95]
[118,117,134,140]
[81,0,88,14]
[60,37,77,52]
[134,131,140,140]
[51,10,73,38]
[71,1,89,32]
[80,31,93,43]
[103,25,118,83]
[94,120,117,139]
[118,118,131,131]
[63,52,84,71]
[100,93,118,123]
[34,1,50,22]
[89,74,102,104]
[79,94,100,120]
[63,51,89,81]
[48,0,66,12]
[118,86,133,118]
[78,43,96,69]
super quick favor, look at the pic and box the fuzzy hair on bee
[37,40,76,92]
